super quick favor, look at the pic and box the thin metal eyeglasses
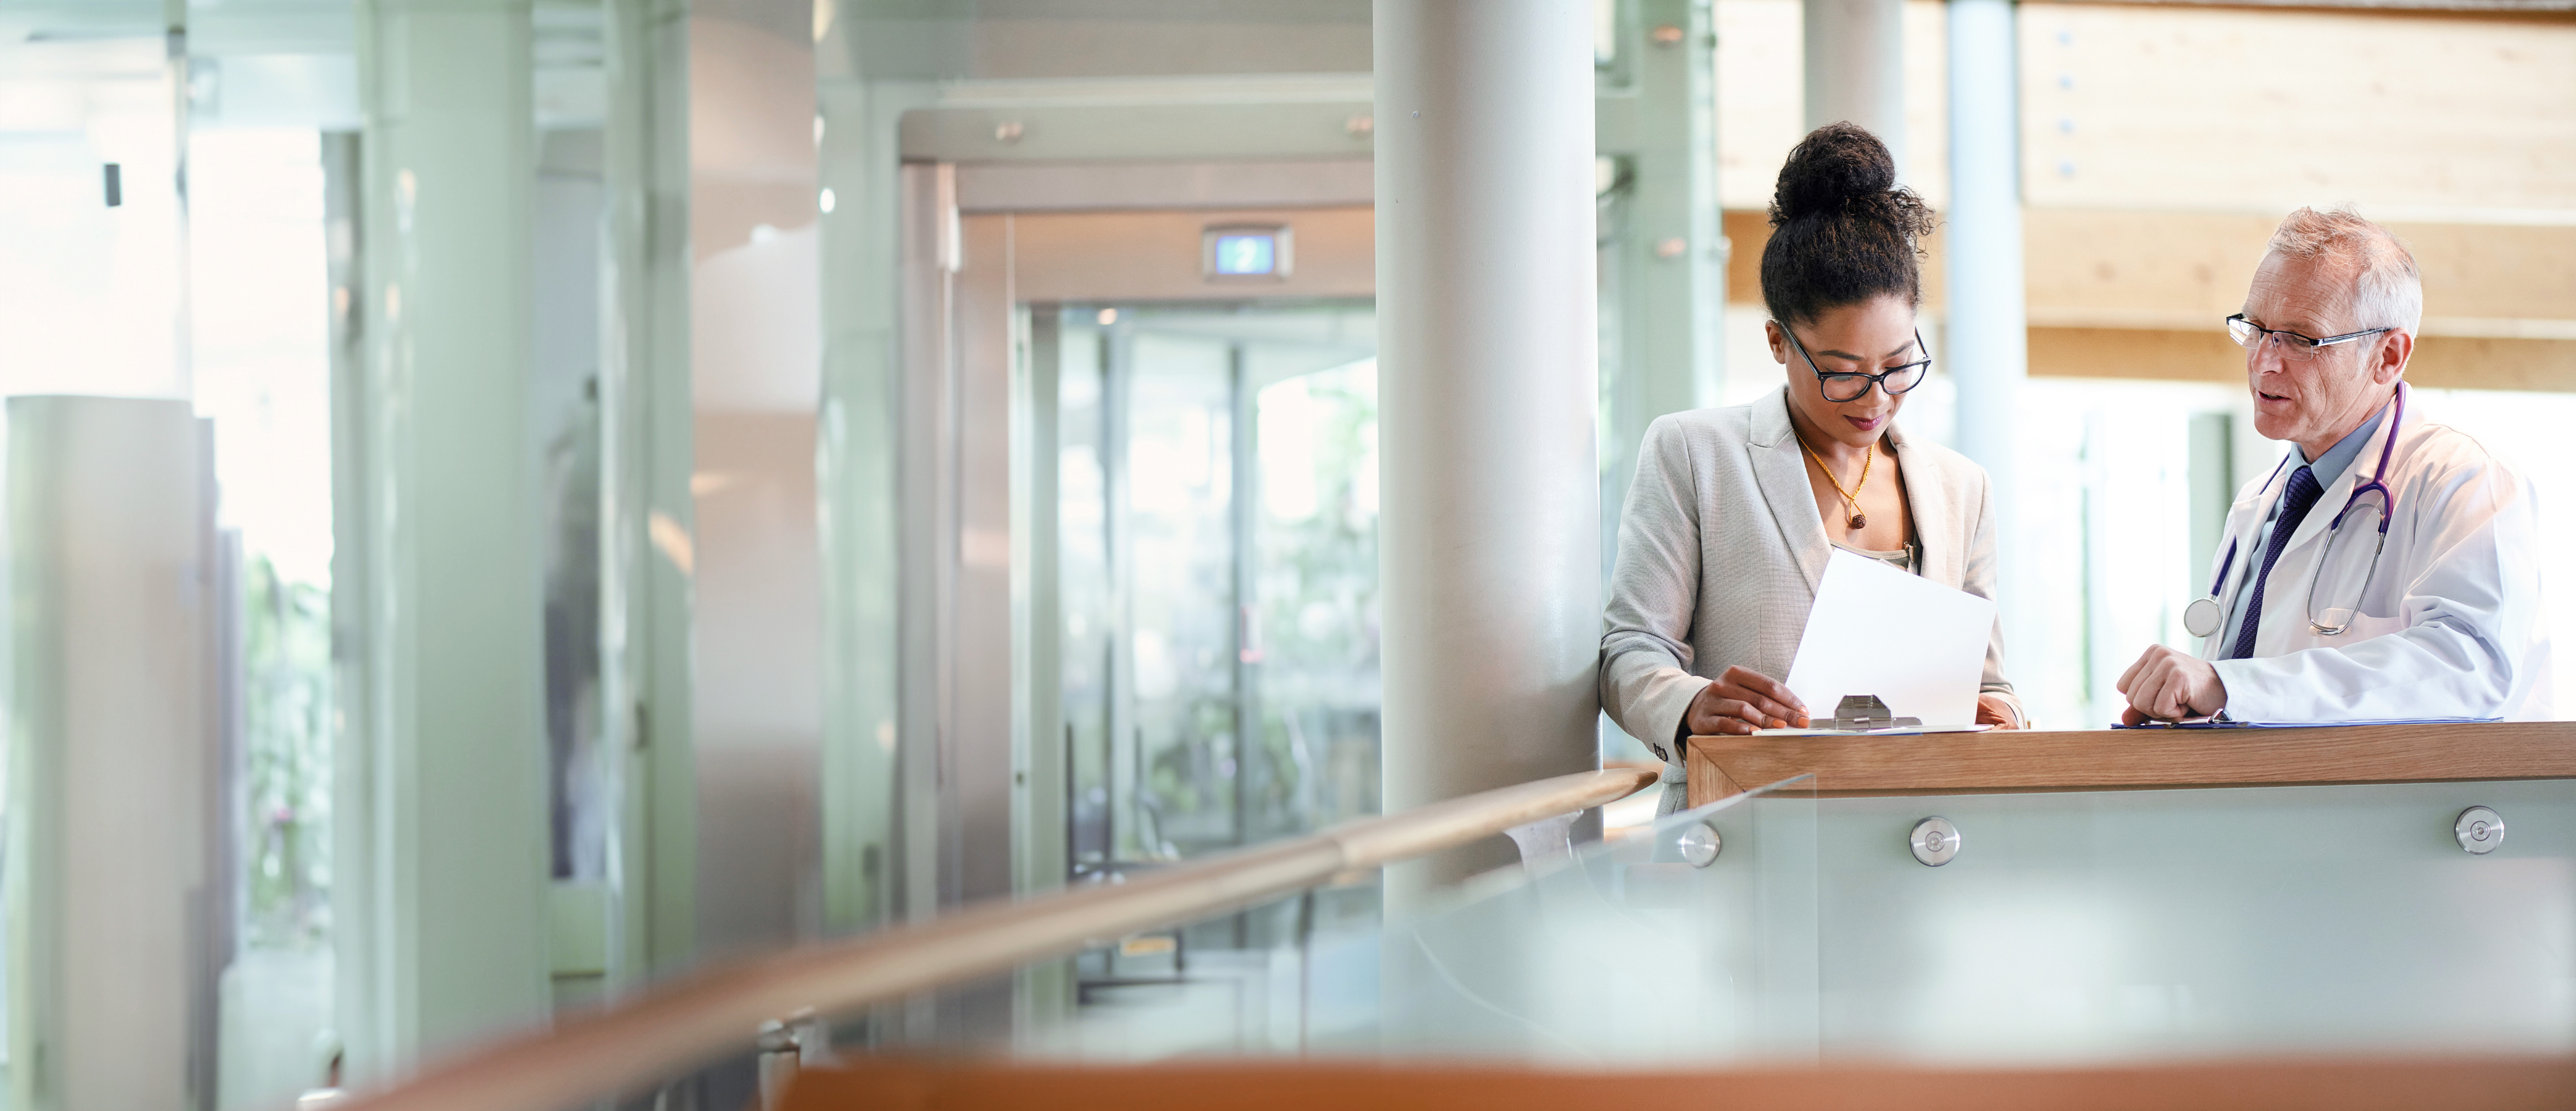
[1782,324,1931,402]
[2225,313,2390,362]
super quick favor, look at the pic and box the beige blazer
[1600,387,2021,777]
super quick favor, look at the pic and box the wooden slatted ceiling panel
[2026,328,2576,392]
[1727,210,2576,330]
[1716,4,2576,218]
[2018,4,2576,216]
[2016,213,2576,333]
[1722,210,2576,388]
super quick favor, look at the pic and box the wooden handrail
[1687,721,2576,807]
[334,767,1657,1111]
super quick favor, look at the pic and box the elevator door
[1054,302,1379,878]
[1047,300,1384,1004]
[865,191,1384,1042]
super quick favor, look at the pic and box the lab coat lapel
[1749,388,1831,593]
[2216,492,2270,595]
[1890,424,1950,584]
[2272,388,2406,566]
[2275,458,2358,565]
[2199,460,2288,659]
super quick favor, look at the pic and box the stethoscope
[2181,389,2402,641]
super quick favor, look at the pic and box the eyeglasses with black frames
[1782,324,1931,403]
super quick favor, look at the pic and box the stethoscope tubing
[2193,389,2405,639]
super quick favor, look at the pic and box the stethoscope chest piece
[2183,596,2224,639]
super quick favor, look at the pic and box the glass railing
[830,769,2576,1071]
[1382,770,1821,1066]
[326,768,1662,1111]
[333,756,2576,1110]
[840,772,1822,1066]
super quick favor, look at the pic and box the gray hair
[2263,206,2423,336]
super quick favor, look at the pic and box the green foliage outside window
[242,556,332,949]
[1252,364,1382,837]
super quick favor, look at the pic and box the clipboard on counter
[1755,694,1996,737]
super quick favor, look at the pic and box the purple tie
[2228,465,2326,660]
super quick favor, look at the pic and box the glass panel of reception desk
[1667,722,2576,1063]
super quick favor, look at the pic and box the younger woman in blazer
[1600,123,2026,800]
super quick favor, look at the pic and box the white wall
[689,0,827,961]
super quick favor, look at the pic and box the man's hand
[1684,666,1811,736]
[2115,644,2227,724]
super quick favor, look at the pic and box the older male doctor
[2118,207,2551,724]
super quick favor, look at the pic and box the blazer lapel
[1748,387,1831,592]
[1890,424,1951,584]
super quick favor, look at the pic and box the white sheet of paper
[1753,724,1994,736]
[1784,549,1996,727]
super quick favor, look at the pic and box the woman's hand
[1975,693,2024,729]
[1684,666,1809,736]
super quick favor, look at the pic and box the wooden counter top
[1685,721,2576,807]
[787,1055,2576,1111]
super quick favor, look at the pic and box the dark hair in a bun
[1760,122,1935,329]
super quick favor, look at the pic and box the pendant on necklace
[1849,513,1867,529]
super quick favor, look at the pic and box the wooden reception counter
[1684,721,2576,808]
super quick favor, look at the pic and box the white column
[1946,0,2024,635]
[344,0,550,1079]
[1376,0,1599,898]
[684,0,827,968]
[1804,0,1907,170]
[6,399,213,1111]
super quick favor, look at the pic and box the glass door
[1055,301,1379,966]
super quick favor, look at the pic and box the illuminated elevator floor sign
[1214,233,1274,274]
[1203,224,1292,279]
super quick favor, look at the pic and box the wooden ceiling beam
[1722,207,2576,390]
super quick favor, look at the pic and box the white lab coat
[2197,382,2553,722]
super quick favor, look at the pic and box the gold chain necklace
[1795,433,1873,530]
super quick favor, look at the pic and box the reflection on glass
[535,130,609,883]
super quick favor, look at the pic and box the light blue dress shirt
[2223,399,2390,651]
